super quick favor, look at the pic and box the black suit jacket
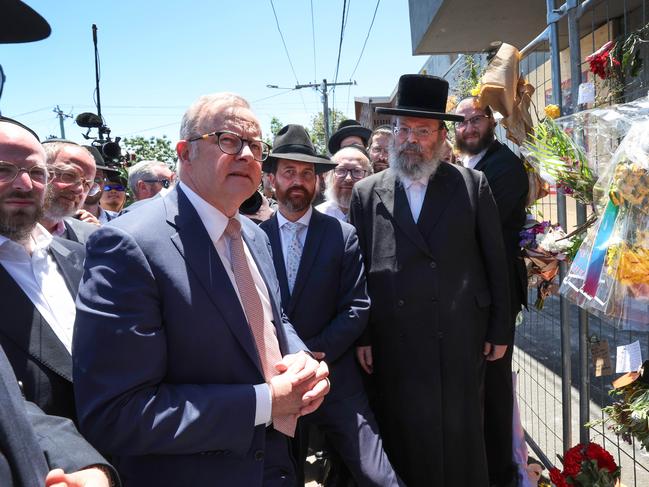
[474,140,529,320]
[349,164,510,485]
[62,217,99,244]
[0,237,85,421]
[0,343,119,486]
[260,209,370,401]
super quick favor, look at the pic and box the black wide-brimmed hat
[0,0,51,44]
[375,74,464,122]
[264,124,337,174]
[327,119,372,155]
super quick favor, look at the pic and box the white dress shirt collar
[179,181,241,243]
[461,147,488,170]
[276,206,312,230]
[315,200,348,222]
[0,223,53,257]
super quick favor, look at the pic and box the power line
[268,0,300,85]
[349,0,381,80]
[12,106,52,117]
[251,88,298,104]
[332,0,350,113]
[310,0,317,82]
[268,0,308,112]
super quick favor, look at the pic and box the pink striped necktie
[224,217,297,437]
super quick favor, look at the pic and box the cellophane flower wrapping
[560,117,649,330]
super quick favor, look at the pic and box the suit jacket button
[437,331,443,339]
[397,299,405,307]
[429,261,437,269]
[254,450,265,461]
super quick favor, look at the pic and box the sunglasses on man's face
[103,184,125,192]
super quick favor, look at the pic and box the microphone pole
[92,24,104,141]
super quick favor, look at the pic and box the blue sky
[0,1,425,145]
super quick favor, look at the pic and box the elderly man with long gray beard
[349,74,511,487]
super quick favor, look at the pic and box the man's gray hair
[179,92,250,141]
[128,159,170,198]
[42,141,93,167]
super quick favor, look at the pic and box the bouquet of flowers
[520,221,573,309]
[522,117,597,207]
[560,120,649,330]
[595,360,649,452]
[548,442,620,487]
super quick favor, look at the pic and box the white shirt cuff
[253,383,272,426]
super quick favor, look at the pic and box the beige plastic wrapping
[478,43,535,145]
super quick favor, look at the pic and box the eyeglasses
[369,146,388,156]
[454,115,491,129]
[0,161,49,185]
[333,167,367,180]
[142,178,171,188]
[103,184,126,192]
[49,168,98,192]
[393,126,443,139]
[188,130,271,162]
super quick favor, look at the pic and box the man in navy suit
[260,125,402,487]
[73,93,330,487]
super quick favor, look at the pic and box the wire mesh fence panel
[511,1,649,485]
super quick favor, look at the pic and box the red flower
[586,41,617,80]
[585,442,618,473]
[562,443,585,477]
[549,467,568,487]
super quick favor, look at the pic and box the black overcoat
[349,163,510,486]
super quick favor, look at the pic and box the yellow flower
[544,104,560,119]
[470,84,481,97]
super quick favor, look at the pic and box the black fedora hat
[0,0,51,44]
[264,124,337,174]
[327,119,372,155]
[376,74,464,122]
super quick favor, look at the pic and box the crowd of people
[0,73,529,487]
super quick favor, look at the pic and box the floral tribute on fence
[595,360,649,453]
[519,221,574,309]
[548,442,620,487]
[560,120,649,331]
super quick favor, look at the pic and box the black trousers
[484,329,517,487]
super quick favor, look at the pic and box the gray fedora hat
[264,124,337,174]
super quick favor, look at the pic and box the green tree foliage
[309,108,346,154]
[264,116,284,146]
[122,135,177,168]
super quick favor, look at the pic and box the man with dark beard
[260,124,402,487]
[40,140,100,244]
[455,97,529,487]
[316,145,371,222]
[350,75,511,487]
[0,118,86,422]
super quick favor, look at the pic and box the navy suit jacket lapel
[416,163,461,240]
[0,266,72,382]
[265,215,291,309]
[375,170,432,257]
[288,210,325,315]
[166,187,262,373]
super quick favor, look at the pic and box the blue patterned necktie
[283,222,304,294]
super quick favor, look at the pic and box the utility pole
[268,78,356,148]
[53,105,72,138]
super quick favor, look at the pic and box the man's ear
[267,172,276,190]
[176,140,191,164]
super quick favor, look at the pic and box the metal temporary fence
[508,1,649,485]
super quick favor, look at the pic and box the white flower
[536,226,573,254]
